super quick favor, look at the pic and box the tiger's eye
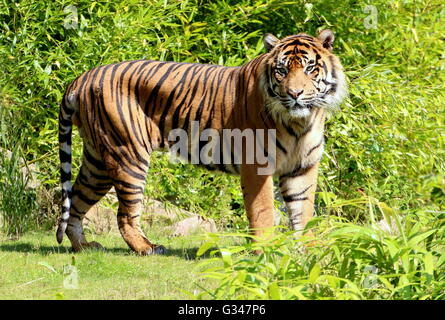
[305,65,315,73]
[275,67,287,76]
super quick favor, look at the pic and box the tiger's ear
[263,33,279,51]
[318,29,335,51]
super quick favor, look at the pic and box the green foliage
[146,152,246,229]
[196,202,445,300]
[0,105,38,236]
[1,0,444,222]
[0,148,38,236]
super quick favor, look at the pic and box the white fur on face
[289,107,312,118]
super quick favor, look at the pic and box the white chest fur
[274,108,326,176]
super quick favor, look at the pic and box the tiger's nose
[288,89,304,99]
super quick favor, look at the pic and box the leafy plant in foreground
[195,199,445,300]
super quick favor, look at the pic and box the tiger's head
[261,30,347,119]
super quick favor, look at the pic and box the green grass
[0,230,235,300]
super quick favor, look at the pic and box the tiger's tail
[56,90,77,244]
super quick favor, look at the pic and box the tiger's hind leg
[66,148,112,252]
[103,151,166,256]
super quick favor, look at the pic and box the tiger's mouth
[283,100,315,118]
[292,101,314,109]
[285,99,315,111]
[276,97,320,118]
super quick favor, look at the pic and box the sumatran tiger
[56,30,347,255]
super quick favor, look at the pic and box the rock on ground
[83,189,217,237]
[170,215,217,237]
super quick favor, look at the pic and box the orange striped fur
[57,30,347,255]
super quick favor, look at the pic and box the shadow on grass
[0,241,215,259]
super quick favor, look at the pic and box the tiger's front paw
[138,244,167,256]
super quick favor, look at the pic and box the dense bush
[196,208,445,299]
[0,0,444,298]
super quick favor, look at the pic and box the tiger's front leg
[240,164,275,242]
[279,162,319,235]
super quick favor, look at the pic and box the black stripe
[158,64,196,143]
[282,39,306,49]
[300,122,313,137]
[60,169,71,183]
[275,139,287,154]
[78,175,110,192]
[114,61,150,166]
[59,115,72,127]
[280,163,314,179]
[59,149,71,163]
[77,169,110,189]
[117,212,129,218]
[84,151,106,171]
[69,207,82,218]
[73,190,98,206]
[112,179,144,192]
[328,56,337,80]
[62,104,75,114]
[103,146,147,179]
[58,128,72,144]
[110,61,130,101]
[282,184,313,202]
[145,62,180,116]
[118,198,142,206]
[117,189,143,196]
[306,138,324,157]
[282,196,308,202]
[88,170,110,181]
[267,86,278,97]
[193,66,219,123]
[61,189,72,199]
[87,65,107,150]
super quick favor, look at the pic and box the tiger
[56,29,347,255]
